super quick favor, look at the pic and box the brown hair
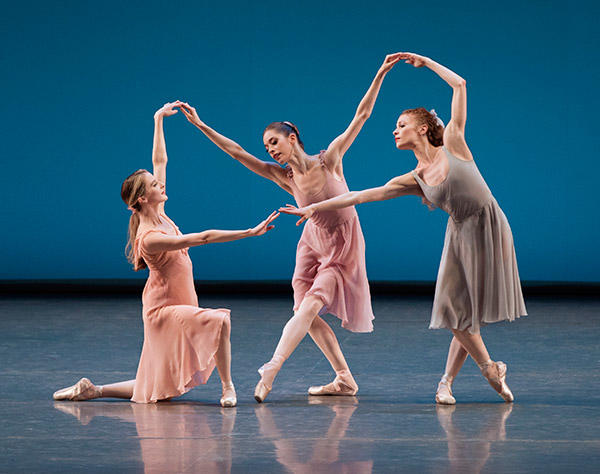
[120,169,148,270]
[263,121,305,150]
[402,107,444,147]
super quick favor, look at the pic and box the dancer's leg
[99,380,135,399]
[53,377,134,400]
[308,316,350,372]
[257,295,323,389]
[451,329,514,401]
[436,336,469,404]
[214,315,232,385]
[307,316,358,395]
[450,329,490,365]
[444,336,469,378]
[214,315,236,406]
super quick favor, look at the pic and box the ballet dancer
[178,53,405,402]
[53,101,279,407]
[280,52,527,404]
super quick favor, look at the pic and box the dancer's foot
[220,382,237,408]
[255,355,284,403]
[479,360,514,402]
[435,374,456,405]
[308,369,358,396]
[53,378,102,401]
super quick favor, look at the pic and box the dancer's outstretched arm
[399,52,471,159]
[177,102,292,194]
[152,101,181,214]
[143,211,280,252]
[280,173,420,225]
[324,53,403,172]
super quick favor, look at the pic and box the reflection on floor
[1,295,599,472]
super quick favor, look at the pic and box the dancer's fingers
[279,204,298,213]
[279,207,298,215]
[266,211,280,223]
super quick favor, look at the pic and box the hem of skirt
[301,289,374,333]
[428,311,527,334]
[131,308,230,404]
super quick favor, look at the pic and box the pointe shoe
[308,370,358,396]
[254,355,284,403]
[435,376,456,405]
[254,380,271,403]
[480,360,514,402]
[53,378,101,401]
[220,382,237,408]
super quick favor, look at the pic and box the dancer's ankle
[258,354,286,388]
[440,373,454,385]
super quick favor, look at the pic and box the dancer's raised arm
[324,53,403,171]
[152,101,181,214]
[280,173,420,225]
[399,53,470,158]
[143,211,279,253]
[178,102,292,193]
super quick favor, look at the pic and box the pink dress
[288,152,374,333]
[131,215,230,403]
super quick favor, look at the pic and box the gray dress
[411,147,527,334]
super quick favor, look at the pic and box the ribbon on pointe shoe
[308,369,358,396]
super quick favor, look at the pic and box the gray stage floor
[1,295,599,473]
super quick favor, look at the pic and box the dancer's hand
[378,53,404,75]
[154,101,182,120]
[249,211,280,236]
[278,204,315,226]
[177,102,203,127]
[398,52,429,68]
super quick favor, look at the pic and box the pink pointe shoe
[435,374,456,405]
[254,355,284,403]
[479,360,514,402]
[308,370,358,396]
[53,378,102,401]
[220,382,237,408]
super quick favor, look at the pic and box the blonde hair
[120,169,148,270]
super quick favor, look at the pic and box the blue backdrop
[2,0,598,281]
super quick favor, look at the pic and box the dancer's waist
[309,207,358,229]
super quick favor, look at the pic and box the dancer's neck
[413,142,442,168]
[287,149,318,175]
[138,205,162,226]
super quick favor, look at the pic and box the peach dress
[288,152,374,333]
[131,215,230,403]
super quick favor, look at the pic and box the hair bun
[429,109,444,127]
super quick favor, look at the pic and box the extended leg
[254,295,323,402]
[53,378,134,401]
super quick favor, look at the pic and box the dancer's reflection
[436,404,513,474]
[255,399,373,473]
[54,402,235,474]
